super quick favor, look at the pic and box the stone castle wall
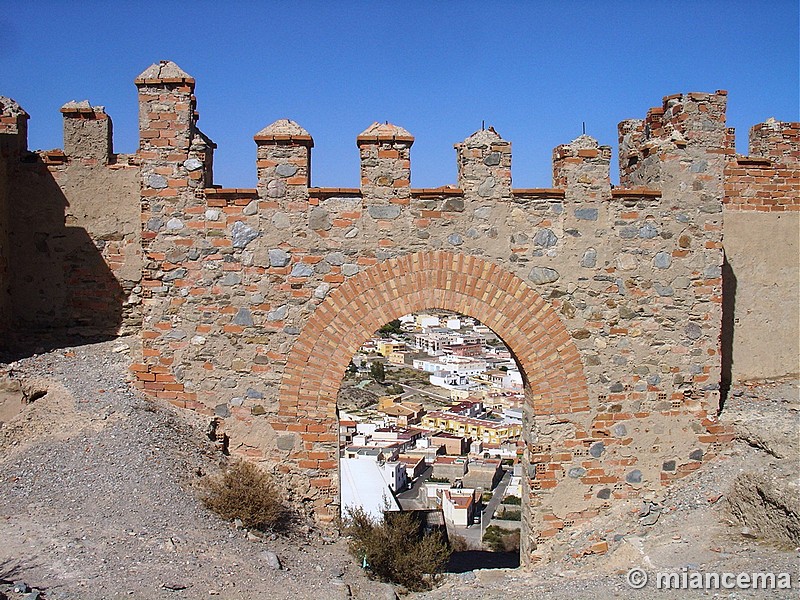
[0,98,142,342]
[0,161,7,333]
[722,119,799,381]
[0,96,27,335]
[0,62,797,565]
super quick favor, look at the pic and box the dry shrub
[483,525,520,552]
[343,507,451,591]
[449,533,472,552]
[201,460,288,532]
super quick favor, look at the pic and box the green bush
[481,491,493,503]
[370,361,386,383]
[496,508,522,521]
[342,507,451,591]
[201,460,288,532]
[502,494,522,505]
[378,319,403,335]
[482,525,520,552]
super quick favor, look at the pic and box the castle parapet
[60,100,112,164]
[0,96,28,156]
[724,119,800,213]
[454,127,511,202]
[135,60,196,156]
[748,118,800,164]
[552,135,611,202]
[136,61,214,205]
[254,119,313,204]
[618,90,732,188]
[357,122,413,204]
[660,91,728,148]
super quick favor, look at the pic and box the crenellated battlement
[723,117,800,213]
[748,118,800,163]
[552,135,611,202]
[0,96,29,156]
[0,64,782,202]
[60,100,113,165]
[658,91,729,147]
[618,90,733,187]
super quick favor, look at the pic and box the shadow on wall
[719,252,737,411]
[1,155,124,361]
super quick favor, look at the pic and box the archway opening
[338,309,523,571]
[277,250,591,569]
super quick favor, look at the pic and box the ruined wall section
[56,102,142,334]
[722,119,799,381]
[61,100,113,163]
[518,98,728,557]
[0,97,27,334]
[748,118,800,163]
[0,152,8,334]
[0,97,142,339]
[130,79,729,559]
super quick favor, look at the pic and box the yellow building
[378,398,425,426]
[387,350,408,365]
[421,411,521,444]
[377,339,406,357]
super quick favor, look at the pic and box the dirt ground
[1,338,797,599]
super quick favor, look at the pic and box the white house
[445,317,461,330]
[340,458,401,520]
[502,369,523,390]
[379,461,408,492]
[441,488,478,526]
[503,407,523,424]
[415,314,440,329]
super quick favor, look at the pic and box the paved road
[448,468,511,549]
[397,465,432,510]
[397,383,450,402]
[483,469,512,520]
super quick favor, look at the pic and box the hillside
[1,339,797,599]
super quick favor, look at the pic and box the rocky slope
[1,339,797,599]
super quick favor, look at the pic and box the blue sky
[1,1,797,189]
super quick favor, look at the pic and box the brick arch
[279,250,589,419]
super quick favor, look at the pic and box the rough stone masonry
[0,61,797,566]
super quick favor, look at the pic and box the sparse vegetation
[482,525,521,552]
[385,383,404,395]
[201,460,288,532]
[502,494,521,505]
[378,319,403,335]
[369,361,386,383]
[386,367,430,383]
[496,507,522,521]
[449,533,473,552]
[342,507,451,591]
[481,491,493,503]
[428,476,450,484]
